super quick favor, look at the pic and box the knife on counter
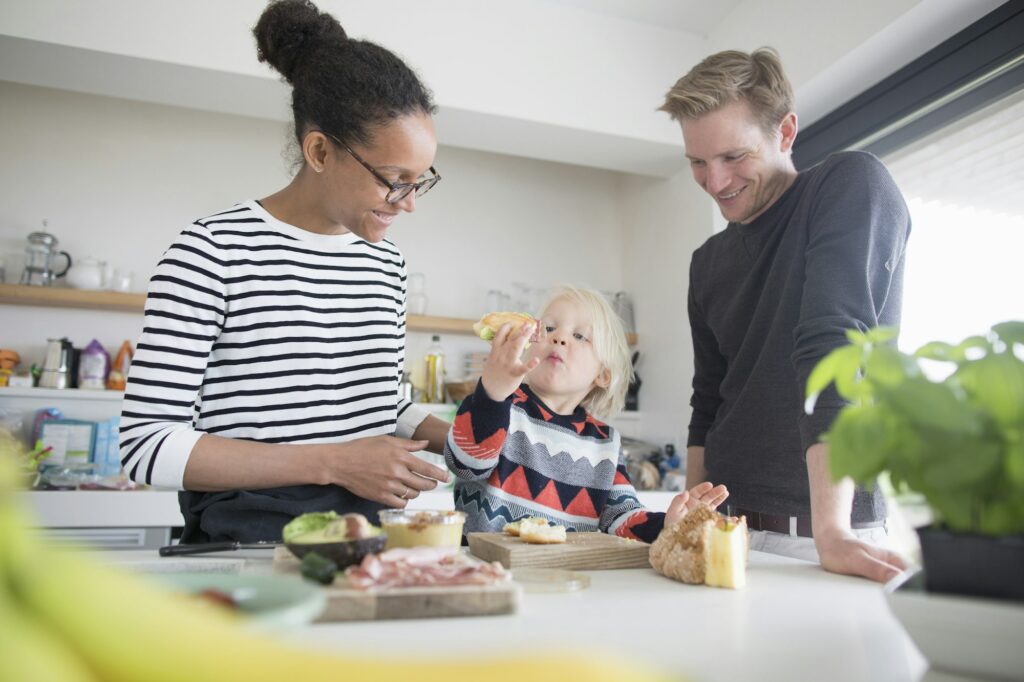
[158,541,280,557]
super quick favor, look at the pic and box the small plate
[884,569,1024,680]
[155,572,326,631]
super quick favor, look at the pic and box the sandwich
[473,312,540,342]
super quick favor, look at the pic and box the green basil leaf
[922,438,1001,491]
[878,376,983,436]
[824,404,891,483]
[805,345,861,413]
[992,320,1024,347]
[864,345,916,389]
[864,326,899,344]
[914,341,959,362]
[956,335,991,359]
[845,328,868,345]
[1006,439,1024,490]
[955,354,1024,427]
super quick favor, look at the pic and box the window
[882,86,1024,351]
[793,1,1024,350]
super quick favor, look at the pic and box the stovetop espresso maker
[20,224,72,286]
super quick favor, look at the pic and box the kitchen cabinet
[0,283,640,343]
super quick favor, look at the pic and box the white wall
[0,81,627,386]
[618,167,711,451]
[0,0,704,175]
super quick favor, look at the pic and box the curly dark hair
[253,0,436,151]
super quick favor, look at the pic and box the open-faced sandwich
[473,312,540,342]
[503,516,549,537]
[649,506,748,589]
[502,517,567,544]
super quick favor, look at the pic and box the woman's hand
[480,321,542,402]
[321,435,451,507]
[664,481,729,527]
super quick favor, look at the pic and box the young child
[444,285,728,542]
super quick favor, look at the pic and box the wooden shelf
[0,284,639,344]
[406,314,474,335]
[0,283,479,337]
[0,283,145,313]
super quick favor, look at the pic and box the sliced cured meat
[346,547,508,590]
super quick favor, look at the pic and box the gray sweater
[687,151,911,522]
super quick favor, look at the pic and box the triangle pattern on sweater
[523,464,552,500]
[500,465,533,501]
[534,480,562,510]
[553,479,581,510]
[565,487,598,518]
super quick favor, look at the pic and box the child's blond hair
[538,285,634,419]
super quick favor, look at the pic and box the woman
[120,0,451,543]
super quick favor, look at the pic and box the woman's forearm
[181,434,329,492]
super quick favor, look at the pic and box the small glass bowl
[378,510,466,549]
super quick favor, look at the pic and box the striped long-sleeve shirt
[120,200,429,542]
[444,381,666,543]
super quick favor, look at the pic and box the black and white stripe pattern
[120,200,427,488]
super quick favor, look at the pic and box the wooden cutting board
[467,531,650,570]
[271,547,520,622]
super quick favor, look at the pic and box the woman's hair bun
[253,0,348,83]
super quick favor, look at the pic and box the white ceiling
[0,0,1005,177]
[541,0,742,36]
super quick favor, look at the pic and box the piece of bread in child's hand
[473,312,539,343]
[519,521,567,545]
[504,516,549,537]
[649,505,748,589]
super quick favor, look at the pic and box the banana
[0,446,674,682]
[0,481,98,682]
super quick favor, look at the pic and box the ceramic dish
[155,572,326,631]
[884,569,1024,680]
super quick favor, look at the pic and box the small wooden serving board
[467,531,651,570]
[271,547,520,622]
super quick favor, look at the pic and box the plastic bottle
[424,335,446,404]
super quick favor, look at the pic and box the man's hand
[480,321,541,402]
[807,442,907,583]
[815,529,908,583]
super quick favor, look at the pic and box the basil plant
[805,321,1024,536]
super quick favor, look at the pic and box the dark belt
[727,506,884,538]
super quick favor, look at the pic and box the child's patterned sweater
[444,381,666,543]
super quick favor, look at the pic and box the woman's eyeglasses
[322,131,441,204]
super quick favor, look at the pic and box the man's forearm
[806,442,854,542]
[686,445,706,489]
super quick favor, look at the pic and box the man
[660,48,911,582]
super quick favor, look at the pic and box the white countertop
[99,548,959,682]
[298,556,931,682]
[20,489,681,528]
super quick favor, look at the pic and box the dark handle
[158,541,237,557]
[54,251,72,278]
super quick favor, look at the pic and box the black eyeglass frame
[321,131,440,204]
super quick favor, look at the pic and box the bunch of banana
[0,435,673,682]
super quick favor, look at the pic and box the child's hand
[664,481,729,528]
[481,321,542,402]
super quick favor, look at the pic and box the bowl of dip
[378,510,466,549]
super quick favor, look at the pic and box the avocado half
[282,511,387,569]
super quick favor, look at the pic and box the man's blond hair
[659,47,794,133]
